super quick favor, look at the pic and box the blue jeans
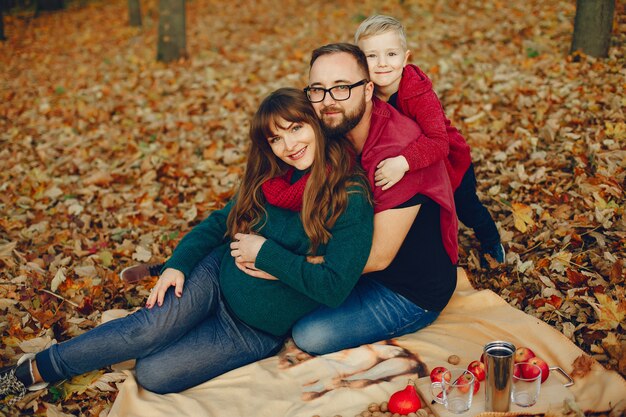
[35,253,284,394]
[292,277,439,355]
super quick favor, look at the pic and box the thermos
[483,341,516,412]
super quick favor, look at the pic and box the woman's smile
[268,117,317,170]
[288,146,308,160]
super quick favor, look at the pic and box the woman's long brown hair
[226,87,367,254]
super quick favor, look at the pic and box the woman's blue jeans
[35,253,284,394]
[292,277,439,355]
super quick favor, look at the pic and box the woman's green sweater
[162,177,373,336]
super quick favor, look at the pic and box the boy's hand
[375,156,409,190]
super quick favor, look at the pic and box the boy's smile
[358,31,410,100]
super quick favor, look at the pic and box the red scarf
[261,169,309,211]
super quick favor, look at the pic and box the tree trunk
[157,0,186,62]
[0,4,5,42]
[36,0,64,11]
[570,0,615,58]
[128,0,141,27]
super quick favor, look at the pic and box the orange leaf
[566,268,588,287]
[570,354,594,379]
[609,259,623,284]
[83,171,114,186]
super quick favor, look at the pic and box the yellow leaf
[98,250,113,268]
[63,370,104,398]
[0,241,17,259]
[512,203,534,233]
[605,121,626,140]
[588,293,626,330]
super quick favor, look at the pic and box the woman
[0,88,373,405]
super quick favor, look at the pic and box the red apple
[430,366,450,383]
[514,346,536,364]
[513,364,522,379]
[473,379,480,395]
[524,357,550,383]
[519,362,541,380]
[467,360,486,382]
[454,373,475,394]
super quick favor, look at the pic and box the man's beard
[319,98,366,139]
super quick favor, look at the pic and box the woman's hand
[230,233,267,264]
[306,255,325,264]
[146,268,185,308]
[235,260,278,280]
[375,156,409,190]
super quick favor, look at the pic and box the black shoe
[0,354,48,406]
[0,366,27,406]
[120,263,164,283]
[1,356,32,406]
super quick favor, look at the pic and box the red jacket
[361,98,458,264]
[396,64,472,191]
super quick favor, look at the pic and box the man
[291,43,459,354]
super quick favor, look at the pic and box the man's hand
[364,205,420,273]
[375,156,410,190]
[146,268,185,308]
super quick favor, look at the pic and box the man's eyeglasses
[304,79,368,103]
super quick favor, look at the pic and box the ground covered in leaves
[0,0,624,415]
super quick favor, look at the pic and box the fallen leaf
[587,293,626,330]
[550,251,572,273]
[566,268,588,287]
[570,354,594,379]
[45,403,76,417]
[83,171,113,186]
[511,203,534,233]
[51,268,67,292]
[563,398,585,417]
[63,370,105,398]
[0,241,17,259]
[132,245,152,262]
[98,250,114,268]
[0,298,19,310]
[609,259,623,284]
[89,371,128,392]
[19,335,54,353]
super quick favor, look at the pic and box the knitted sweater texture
[362,98,458,264]
[163,173,373,336]
[397,64,472,190]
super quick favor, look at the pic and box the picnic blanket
[107,269,626,417]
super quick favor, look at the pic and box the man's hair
[309,43,370,80]
[354,15,408,51]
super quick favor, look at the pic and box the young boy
[355,14,505,265]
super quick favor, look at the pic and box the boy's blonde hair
[354,15,408,51]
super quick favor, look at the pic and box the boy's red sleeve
[398,89,450,171]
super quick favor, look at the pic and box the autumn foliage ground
[0,0,624,416]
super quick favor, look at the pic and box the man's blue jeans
[292,277,439,355]
[35,253,284,394]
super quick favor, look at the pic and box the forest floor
[0,0,624,416]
